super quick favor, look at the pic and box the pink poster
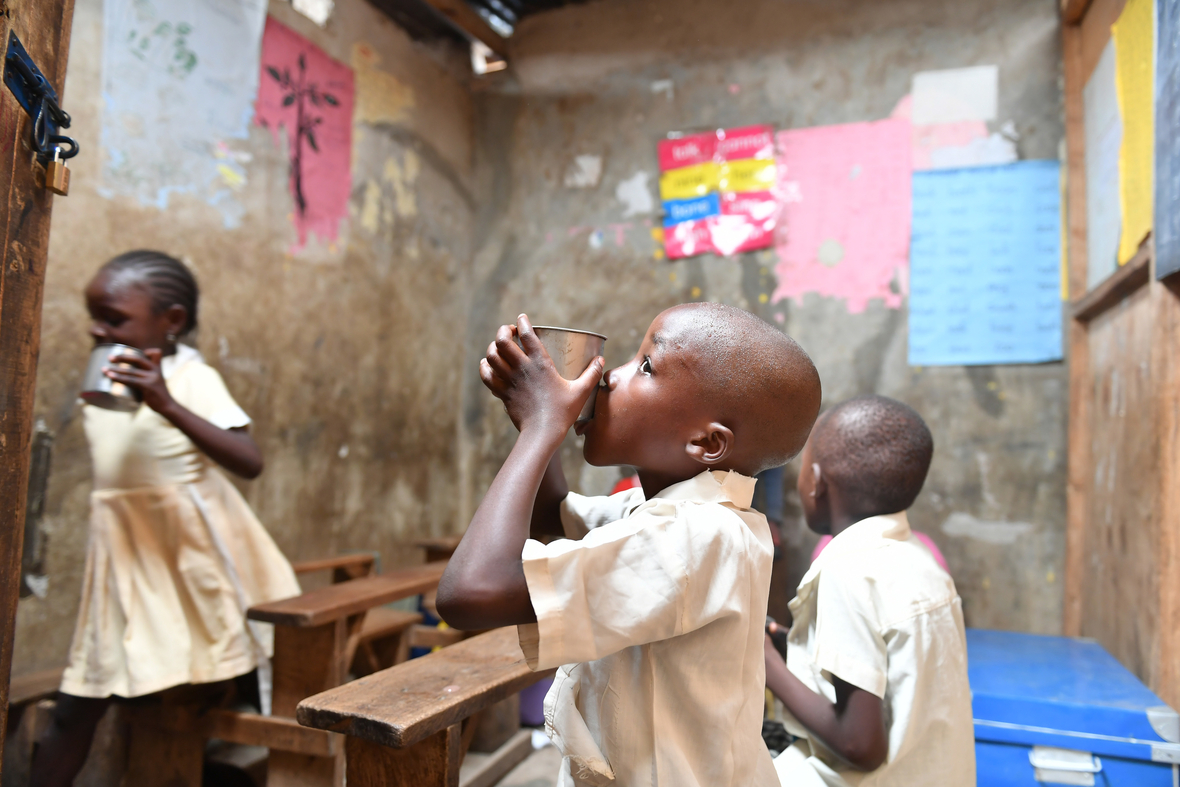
[255,18,354,250]
[772,119,912,313]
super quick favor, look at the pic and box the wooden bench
[297,627,554,787]
[292,552,378,585]
[124,560,449,787]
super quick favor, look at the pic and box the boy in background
[438,304,821,787]
[765,395,974,787]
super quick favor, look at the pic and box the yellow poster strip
[1112,0,1154,264]
[718,158,776,193]
[659,163,720,201]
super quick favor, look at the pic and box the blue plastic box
[968,629,1180,786]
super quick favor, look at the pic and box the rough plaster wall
[12,0,476,677]
[462,0,1067,633]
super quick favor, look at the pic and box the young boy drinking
[438,304,822,787]
[765,395,975,787]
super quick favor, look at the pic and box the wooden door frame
[0,0,76,776]
[1060,0,1180,708]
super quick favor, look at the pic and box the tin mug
[80,344,145,412]
[528,326,607,424]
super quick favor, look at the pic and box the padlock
[44,147,70,196]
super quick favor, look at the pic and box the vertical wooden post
[1152,268,1180,708]
[344,724,463,787]
[0,1,76,776]
[1062,21,1091,637]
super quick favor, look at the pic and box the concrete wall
[12,0,477,677]
[461,0,1067,633]
[14,0,1067,678]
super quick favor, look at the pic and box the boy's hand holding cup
[480,314,605,440]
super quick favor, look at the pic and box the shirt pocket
[546,664,616,787]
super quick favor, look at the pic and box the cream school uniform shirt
[773,512,975,787]
[517,469,780,787]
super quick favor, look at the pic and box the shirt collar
[794,511,911,602]
[646,469,757,510]
[161,343,202,380]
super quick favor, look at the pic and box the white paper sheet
[1084,39,1124,288]
[911,65,999,125]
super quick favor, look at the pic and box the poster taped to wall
[659,126,776,259]
[909,161,1062,366]
[100,0,267,226]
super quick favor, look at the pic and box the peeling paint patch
[616,171,654,217]
[385,152,420,217]
[564,155,603,189]
[352,43,416,126]
[360,180,382,232]
[942,512,1034,545]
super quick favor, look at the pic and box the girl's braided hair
[101,250,199,336]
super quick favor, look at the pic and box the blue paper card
[664,193,720,227]
[1157,0,1180,280]
[909,161,1063,366]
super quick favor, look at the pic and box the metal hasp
[3,30,78,194]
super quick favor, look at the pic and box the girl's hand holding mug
[105,349,174,413]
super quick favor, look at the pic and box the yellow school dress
[61,345,300,700]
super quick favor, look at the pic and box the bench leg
[344,724,462,787]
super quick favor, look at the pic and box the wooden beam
[1153,269,1180,708]
[0,0,77,767]
[297,628,552,750]
[1062,20,1090,638]
[1071,241,1152,322]
[419,0,509,57]
[249,561,447,627]
[1062,0,1092,24]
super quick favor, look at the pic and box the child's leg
[30,693,112,787]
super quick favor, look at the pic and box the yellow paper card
[718,159,776,193]
[659,163,720,201]
[1112,0,1154,264]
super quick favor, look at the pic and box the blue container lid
[967,628,1178,758]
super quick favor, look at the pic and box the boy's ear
[685,422,734,466]
[811,463,827,499]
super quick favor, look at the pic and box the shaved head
[660,303,821,474]
[812,395,933,516]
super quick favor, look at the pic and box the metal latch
[3,30,79,194]
[1029,746,1102,786]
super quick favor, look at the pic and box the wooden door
[0,0,76,776]
[1061,0,1180,708]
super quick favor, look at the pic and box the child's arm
[436,315,603,631]
[531,453,570,539]
[107,349,263,479]
[764,633,888,771]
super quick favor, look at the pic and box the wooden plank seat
[124,560,449,787]
[291,552,378,585]
[297,627,554,787]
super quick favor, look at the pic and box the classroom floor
[498,743,563,787]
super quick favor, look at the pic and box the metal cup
[80,344,145,412]
[531,326,607,424]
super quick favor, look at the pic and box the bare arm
[436,315,602,631]
[107,349,263,479]
[531,452,569,539]
[764,634,888,771]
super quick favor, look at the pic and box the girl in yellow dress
[32,251,301,787]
